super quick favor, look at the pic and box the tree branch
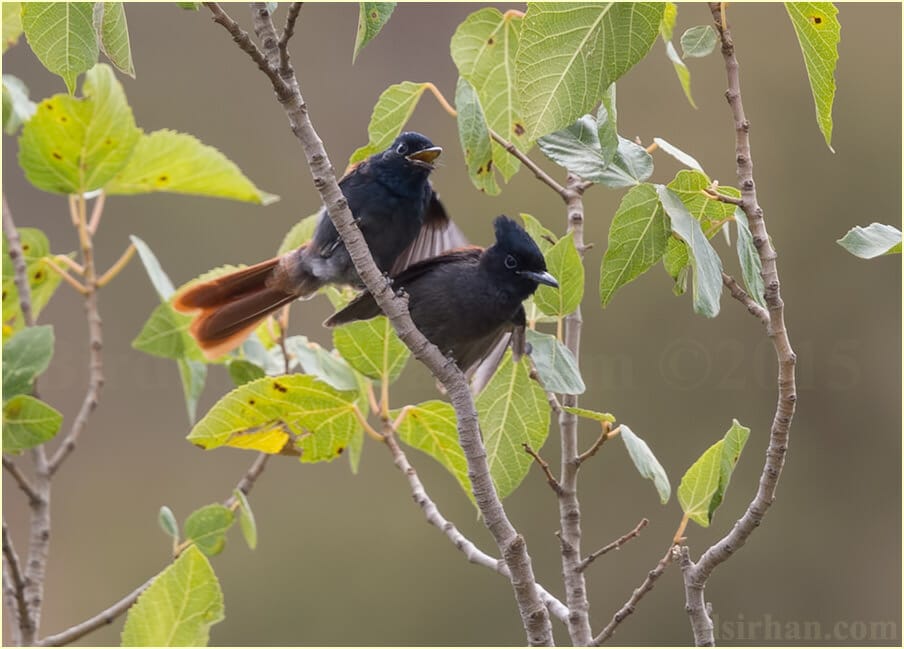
[556,174,593,645]
[278,2,302,79]
[679,6,800,645]
[722,271,768,325]
[3,519,34,645]
[522,442,563,495]
[592,545,676,644]
[3,457,40,504]
[205,6,552,643]
[578,518,648,573]
[2,194,35,327]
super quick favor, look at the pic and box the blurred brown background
[2,3,901,646]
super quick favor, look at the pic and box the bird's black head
[381,131,443,171]
[483,216,558,298]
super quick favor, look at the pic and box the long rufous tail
[173,257,298,360]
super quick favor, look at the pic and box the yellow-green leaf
[18,63,140,194]
[516,3,664,140]
[561,406,615,423]
[785,2,840,151]
[332,315,410,384]
[187,374,359,463]
[353,2,396,62]
[2,394,62,453]
[664,40,696,109]
[120,545,224,646]
[659,2,677,42]
[534,231,583,317]
[21,3,97,93]
[105,129,277,204]
[233,489,258,550]
[349,81,428,164]
[455,76,499,195]
[519,212,557,255]
[476,351,550,499]
[2,227,63,335]
[392,401,471,501]
[2,324,54,400]
[184,504,234,557]
[451,7,528,180]
[2,3,23,53]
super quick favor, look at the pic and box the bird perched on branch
[174,132,464,359]
[325,215,558,382]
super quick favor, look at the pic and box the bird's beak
[519,270,559,288]
[407,146,443,165]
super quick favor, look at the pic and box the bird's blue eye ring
[504,254,518,269]
[396,142,409,155]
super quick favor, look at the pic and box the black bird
[325,216,558,377]
[174,132,464,359]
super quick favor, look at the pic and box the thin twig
[576,423,619,466]
[522,442,563,495]
[86,192,106,236]
[3,519,33,644]
[96,243,136,288]
[381,426,569,624]
[680,6,799,645]
[592,545,677,644]
[3,457,40,504]
[722,271,769,325]
[278,2,302,78]
[42,256,89,293]
[210,7,554,644]
[53,254,84,275]
[48,194,104,475]
[578,518,648,573]
[702,187,743,206]
[2,194,35,326]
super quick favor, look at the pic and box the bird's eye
[504,254,518,269]
[396,142,409,155]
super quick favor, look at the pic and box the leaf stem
[96,243,136,287]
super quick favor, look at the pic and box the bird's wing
[323,247,483,327]
[464,306,528,395]
[389,189,469,275]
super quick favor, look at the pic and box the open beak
[519,269,559,288]
[407,146,443,165]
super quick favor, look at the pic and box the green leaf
[132,301,203,361]
[476,351,550,499]
[534,231,583,317]
[233,489,257,550]
[2,394,62,453]
[619,424,670,504]
[2,227,64,334]
[177,359,206,424]
[350,81,428,164]
[659,2,677,42]
[734,209,766,307]
[664,41,696,109]
[537,114,615,183]
[455,76,499,195]
[653,137,704,173]
[120,545,224,646]
[662,236,689,296]
[158,506,179,541]
[2,325,54,401]
[2,3,23,52]
[516,3,664,140]
[597,84,618,160]
[657,185,723,317]
[666,170,737,236]
[277,211,320,255]
[392,400,471,501]
[17,63,140,194]
[176,2,201,10]
[105,129,277,204]
[188,374,359,463]
[680,25,717,58]
[837,223,902,259]
[451,7,527,180]
[228,359,265,387]
[353,3,395,62]
[597,136,654,188]
[599,183,669,307]
[561,406,615,423]
[525,329,585,395]
[785,2,840,151]
[519,212,557,255]
[284,335,360,392]
[708,419,750,521]
[678,419,750,527]
[94,2,134,77]
[184,504,234,557]
[21,3,98,93]
[332,315,409,384]
[3,74,36,135]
